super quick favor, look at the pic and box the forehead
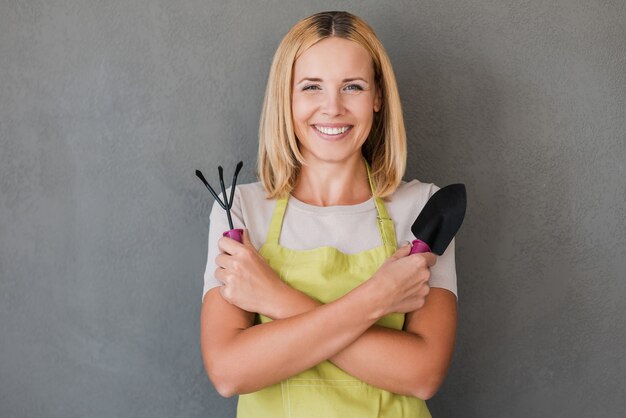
[293,37,374,80]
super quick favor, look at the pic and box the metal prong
[228,161,243,209]
[195,170,226,210]
[218,166,234,230]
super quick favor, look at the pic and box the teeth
[315,125,350,135]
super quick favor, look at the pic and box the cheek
[291,97,309,123]
[292,96,320,132]
[346,93,375,114]
[291,100,304,121]
[354,101,375,125]
[291,98,311,139]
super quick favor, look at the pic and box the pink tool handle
[409,239,431,254]
[223,228,244,243]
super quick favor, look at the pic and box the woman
[200,11,457,418]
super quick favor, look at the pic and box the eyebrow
[296,77,369,84]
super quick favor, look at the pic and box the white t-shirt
[202,180,457,302]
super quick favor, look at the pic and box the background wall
[1,1,624,417]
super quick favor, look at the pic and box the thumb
[241,229,252,246]
[391,242,412,259]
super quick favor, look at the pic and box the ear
[373,85,382,113]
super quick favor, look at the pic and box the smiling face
[291,37,381,166]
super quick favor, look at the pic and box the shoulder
[235,181,270,200]
[233,181,276,248]
[236,181,276,216]
[383,179,442,245]
[390,179,439,200]
[385,180,439,216]
[210,181,272,215]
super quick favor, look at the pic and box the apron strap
[364,158,398,257]
[265,195,288,246]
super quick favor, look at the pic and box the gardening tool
[195,161,244,242]
[409,183,467,255]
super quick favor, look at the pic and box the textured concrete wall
[1,1,624,417]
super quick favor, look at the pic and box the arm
[267,281,457,399]
[201,238,433,397]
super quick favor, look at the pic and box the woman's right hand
[368,244,437,316]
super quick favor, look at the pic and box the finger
[219,284,232,303]
[408,251,437,267]
[242,229,252,246]
[215,253,228,268]
[217,235,243,255]
[391,243,412,259]
[214,267,226,283]
[423,252,437,267]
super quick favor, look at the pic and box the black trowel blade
[411,184,467,255]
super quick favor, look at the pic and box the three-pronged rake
[196,161,244,242]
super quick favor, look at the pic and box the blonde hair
[258,11,407,199]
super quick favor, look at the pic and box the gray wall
[1,1,624,417]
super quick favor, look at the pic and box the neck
[292,155,371,207]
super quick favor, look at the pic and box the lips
[312,124,353,136]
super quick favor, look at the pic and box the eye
[302,84,321,91]
[344,84,364,92]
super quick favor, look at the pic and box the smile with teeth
[314,125,352,135]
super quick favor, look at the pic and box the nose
[322,91,345,116]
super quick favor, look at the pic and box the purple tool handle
[409,239,431,254]
[223,228,244,243]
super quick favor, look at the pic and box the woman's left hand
[215,229,288,317]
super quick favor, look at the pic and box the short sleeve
[392,181,458,299]
[428,236,458,299]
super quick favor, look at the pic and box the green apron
[237,160,431,418]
